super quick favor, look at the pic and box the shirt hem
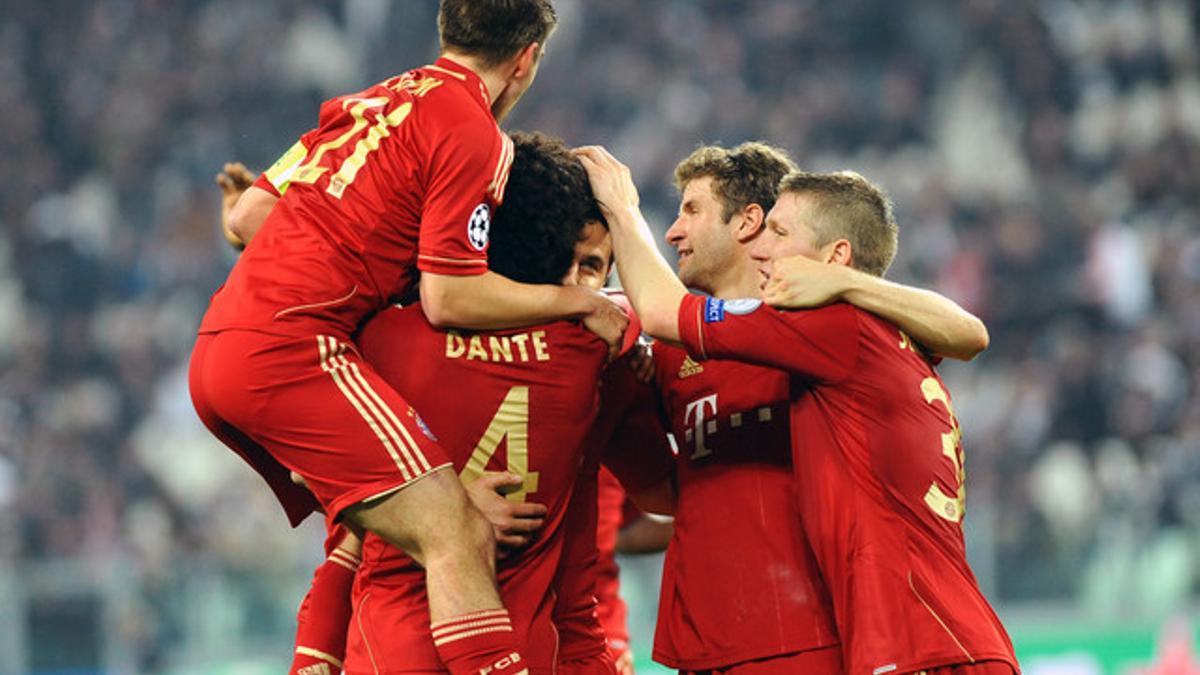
[653,640,840,671]
[855,650,1020,675]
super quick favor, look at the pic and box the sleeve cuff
[416,254,489,276]
[253,172,281,199]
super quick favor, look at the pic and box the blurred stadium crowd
[0,0,1197,669]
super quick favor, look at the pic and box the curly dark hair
[488,131,603,285]
[673,142,797,222]
[438,0,558,67]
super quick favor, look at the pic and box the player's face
[751,192,827,289]
[666,177,739,293]
[561,220,613,290]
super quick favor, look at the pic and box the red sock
[290,526,360,675]
[431,608,528,675]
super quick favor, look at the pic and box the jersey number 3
[921,377,965,523]
[459,386,540,502]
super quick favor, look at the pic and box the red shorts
[920,660,1018,675]
[681,645,844,675]
[189,329,451,525]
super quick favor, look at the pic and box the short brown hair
[673,142,797,222]
[779,170,898,277]
[438,0,558,67]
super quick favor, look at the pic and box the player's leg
[344,470,529,674]
[289,524,360,675]
[344,468,500,618]
[192,330,526,675]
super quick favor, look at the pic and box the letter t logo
[683,394,718,460]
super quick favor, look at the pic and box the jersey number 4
[459,386,540,502]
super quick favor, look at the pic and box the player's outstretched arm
[419,271,629,360]
[763,255,989,361]
[575,146,688,342]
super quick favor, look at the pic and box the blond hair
[778,170,898,277]
[673,142,797,222]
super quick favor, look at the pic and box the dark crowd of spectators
[1,0,1196,667]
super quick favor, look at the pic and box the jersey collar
[431,56,493,115]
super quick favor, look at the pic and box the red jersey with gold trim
[593,468,632,660]
[200,57,513,339]
[678,295,1018,675]
[349,303,606,672]
[554,353,675,663]
[651,340,839,670]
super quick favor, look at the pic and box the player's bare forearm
[616,513,674,553]
[227,185,278,246]
[841,271,989,361]
[605,206,688,342]
[574,146,686,342]
[421,271,597,328]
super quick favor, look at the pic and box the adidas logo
[678,356,704,378]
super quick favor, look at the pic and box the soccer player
[578,145,1019,675]
[215,146,665,675]
[347,132,669,672]
[609,142,986,673]
[189,2,633,672]
[549,229,673,675]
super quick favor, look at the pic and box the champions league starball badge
[467,203,491,251]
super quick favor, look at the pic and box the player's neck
[439,52,506,107]
[708,261,763,300]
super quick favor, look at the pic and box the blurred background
[1,0,1197,672]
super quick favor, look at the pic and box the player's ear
[511,42,540,79]
[825,238,853,267]
[733,203,765,243]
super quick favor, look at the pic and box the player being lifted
[577,146,1018,675]
[621,142,988,674]
[189,2,633,672]
[216,132,672,674]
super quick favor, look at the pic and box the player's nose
[665,218,686,245]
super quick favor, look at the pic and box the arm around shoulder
[840,269,989,361]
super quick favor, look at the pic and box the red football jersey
[554,355,675,662]
[593,467,631,658]
[349,303,608,671]
[651,341,839,670]
[200,57,513,339]
[678,295,1018,675]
